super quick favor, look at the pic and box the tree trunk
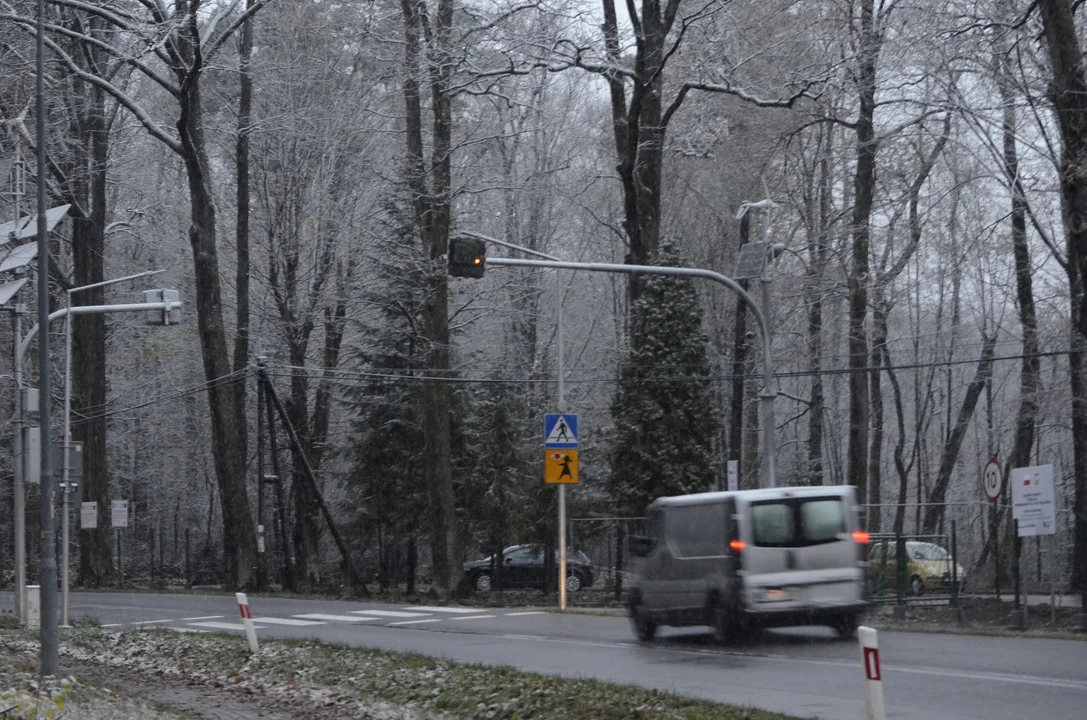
[72,74,112,587]
[922,336,998,533]
[287,355,321,587]
[233,0,254,446]
[848,0,880,506]
[806,130,832,486]
[867,296,888,533]
[400,0,463,593]
[177,63,256,590]
[1035,0,1087,596]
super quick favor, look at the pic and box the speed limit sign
[982,458,1003,501]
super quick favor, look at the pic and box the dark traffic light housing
[448,236,486,278]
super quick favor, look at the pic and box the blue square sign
[544,414,578,448]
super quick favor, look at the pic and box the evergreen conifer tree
[609,245,719,516]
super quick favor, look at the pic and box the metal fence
[571,500,1075,604]
[860,502,1075,595]
[567,517,645,595]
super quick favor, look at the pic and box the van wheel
[910,575,924,597]
[709,598,743,645]
[628,599,657,642]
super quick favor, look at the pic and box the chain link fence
[861,502,1075,597]
[568,517,645,597]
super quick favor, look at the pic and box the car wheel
[628,597,656,641]
[565,573,582,593]
[833,614,858,640]
[910,575,924,597]
[474,573,493,593]
[709,595,743,645]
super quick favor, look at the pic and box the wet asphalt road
[5,591,1086,719]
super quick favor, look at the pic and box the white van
[626,485,869,642]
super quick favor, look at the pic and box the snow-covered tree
[609,245,719,516]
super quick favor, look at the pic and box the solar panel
[0,277,26,305]
[0,204,71,245]
[0,242,37,273]
[733,241,769,280]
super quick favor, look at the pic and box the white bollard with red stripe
[858,625,885,720]
[236,592,260,655]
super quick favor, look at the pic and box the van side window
[670,503,726,557]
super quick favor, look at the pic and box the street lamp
[11,285,181,672]
[60,269,166,626]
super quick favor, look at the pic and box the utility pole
[256,357,267,590]
[36,0,60,674]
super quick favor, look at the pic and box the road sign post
[981,458,1002,600]
[545,413,578,611]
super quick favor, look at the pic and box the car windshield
[913,543,949,561]
[751,497,846,548]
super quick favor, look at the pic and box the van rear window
[751,497,846,547]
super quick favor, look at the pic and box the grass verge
[0,626,798,720]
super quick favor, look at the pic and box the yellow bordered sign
[545,449,578,484]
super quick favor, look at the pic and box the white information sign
[80,501,97,529]
[727,460,739,492]
[111,499,129,529]
[1010,465,1056,537]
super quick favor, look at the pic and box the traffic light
[448,236,486,278]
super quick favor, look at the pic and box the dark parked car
[464,545,594,593]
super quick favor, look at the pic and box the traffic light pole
[459,233,576,604]
[486,256,778,489]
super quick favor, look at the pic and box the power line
[266,348,1071,387]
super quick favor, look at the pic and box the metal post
[894,532,906,620]
[60,301,71,627]
[36,0,60,673]
[759,270,776,489]
[117,528,123,590]
[12,296,25,624]
[185,527,191,589]
[557,268,567,612]
[256,358,266,590]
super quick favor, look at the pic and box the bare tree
[1035,0,1087,598]
[6,0,271,588]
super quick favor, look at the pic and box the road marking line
[187,621,266,631]
[132,619,172,626]
[182,615,223,621]
[352,610,432,618]
[168,627,209,634]
[250,617,324,626]
[100,623,122,628]
[294,614,375,623]
[504,611,546,616]
[406,606,485,614]
[450,614,496,621]
[388,619,443,626]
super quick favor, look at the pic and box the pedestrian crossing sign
[545,449,579,484]
[544,413,578,448]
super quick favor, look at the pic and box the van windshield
[751,497,847,548]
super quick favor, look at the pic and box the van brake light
[852,530,871,544]
[729,539,746,552]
